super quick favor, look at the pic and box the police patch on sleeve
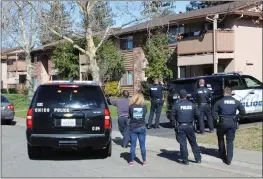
[133,108,143,119]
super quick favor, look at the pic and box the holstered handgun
[174,121,179,134]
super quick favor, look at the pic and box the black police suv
[166,72,263,127]
[26,81,112,159]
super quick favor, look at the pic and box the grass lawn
[197,125,263,151]
[4,94,167,119]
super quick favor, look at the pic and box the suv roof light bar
[212,71,242,75]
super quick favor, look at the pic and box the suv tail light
[26,109,33,129]
[104,108,111,129]
[7,104,14,110]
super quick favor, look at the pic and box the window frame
[223,75,245,90]
[241,75,263,89]
[120,71,134,86]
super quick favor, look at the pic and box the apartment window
[121,71,133,85]
[120,36,133,50]
[168,25,185,44]
[180,67,186,78]
[19,75,26,84]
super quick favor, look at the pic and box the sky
[110,1,190,27]
[70,1,190,30]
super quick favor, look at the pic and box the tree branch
[95,26,110,50]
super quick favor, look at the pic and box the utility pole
[206,14,219,74]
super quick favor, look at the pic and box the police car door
[240,75,262,114]
[224,75,262,114]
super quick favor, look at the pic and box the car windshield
[1,95,9,103]
[35,85,105,109]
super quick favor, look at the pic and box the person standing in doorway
[128,93,148,166]
[108,90,130,147]
[147,78,166,129]
[195,78,214,134]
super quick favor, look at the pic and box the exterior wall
[1,60,7,88]
[133,47,146,94]
[233,18,263,81]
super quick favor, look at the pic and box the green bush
[104,81,121,98]
[23,88,29,95]
[1,89,8,94]
[141,81,151,100]
[8,88,17,94]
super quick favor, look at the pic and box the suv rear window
[35,85,105,109]
[172,80,196,93]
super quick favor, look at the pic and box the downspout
[16,53,18,84]
[206,14,219,74]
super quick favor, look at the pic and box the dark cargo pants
[118,116,130,147]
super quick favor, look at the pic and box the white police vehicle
[166,72,263,127]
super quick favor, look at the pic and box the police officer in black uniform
[147,78,166,129]
[171,89,202,165]
[212,86,245,165]
[195,78,214,134]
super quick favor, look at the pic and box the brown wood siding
[120,50,134,71]
[7,61,26,72]
[120,85,134,97]
[177,30,234,55]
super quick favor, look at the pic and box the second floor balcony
[177,30,235,55]
[7,61,26,72]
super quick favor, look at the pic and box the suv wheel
[27,144,42,159]
[101,140,112,158]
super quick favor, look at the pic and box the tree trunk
[86,26,101,85]
[25,53,34,98]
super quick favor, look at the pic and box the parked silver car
[1,95,15,124]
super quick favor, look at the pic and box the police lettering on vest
[180,105,193,110]
[224,100,235,104]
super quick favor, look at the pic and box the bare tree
[2,1,40,97]
[31,1,154,85]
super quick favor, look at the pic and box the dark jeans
[148,100,163,128]
[118,116,130,147]
[199,104,214,133]
[130,127,146,162]
[217,120,237,163]
[176,125,201,162]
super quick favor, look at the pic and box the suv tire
[27,144,42,159]
[101,140,112,158]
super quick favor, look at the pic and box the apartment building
[1,1,262,95]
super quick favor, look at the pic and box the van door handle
[249,91,254,94]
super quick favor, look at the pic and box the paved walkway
[112,131,262,177]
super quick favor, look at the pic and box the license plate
[61,119,76,127]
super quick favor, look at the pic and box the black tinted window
[172,80,196,93]
[35,85,105,109]
[1,95,9,103]
[224,76,243,90]
[205,78,223,93]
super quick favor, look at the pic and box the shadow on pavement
[32,148,106,161]
[120,152,143,165]
[200,146,220,159]
[112,137,122,146]
[157,149,196,164]
[1,120,17,126]
[159,122,173,129]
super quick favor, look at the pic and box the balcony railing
[177,30,234,55]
